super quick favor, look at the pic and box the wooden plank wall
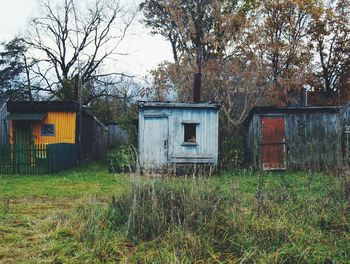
[32,112,76,144]
[79,113,95,163]
[79,113,108,163]
[247,111,343,170]
[138,107,219,169]
[107,124,128,148]
[95,122,108,160]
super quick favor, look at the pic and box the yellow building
[10,111,76,145]
[7,101,108,163]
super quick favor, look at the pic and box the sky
[0,0,173,78]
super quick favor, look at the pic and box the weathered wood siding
[0,102,9,144]
[247,109,343,170]
[107,123,128,148]
[33,112,76,144]
[95,120,108,160]
[341,105,350,163]
[9,112,76,145]
[79,113,108,163]
[139,105,219,170]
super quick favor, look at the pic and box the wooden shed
[138,101,220,171]
[6,101,108,163]
[246,105,350,171]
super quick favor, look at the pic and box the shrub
[219,132,245,170]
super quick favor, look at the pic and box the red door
[261,116,286,170]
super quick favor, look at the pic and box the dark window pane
[184,124,196,143]
[42,124,55,136]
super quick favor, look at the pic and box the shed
[246,105,350,171]
[6,101,108,163]
[138,101,220,171]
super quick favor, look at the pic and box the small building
[246,105,350,171]
[6,101,108,164]
[138,101,220,171]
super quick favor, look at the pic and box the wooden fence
[0,143,77,174]
[47,143,78,173]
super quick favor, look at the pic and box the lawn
[0,162,129,263]
[0,164,349,263]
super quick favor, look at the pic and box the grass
[0,164,349,263]
[0,162,128,198]
[0,162,129,263]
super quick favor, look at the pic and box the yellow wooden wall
[33,112,76,144]
[10,112,77,144]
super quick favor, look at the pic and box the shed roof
[6,113,46,121]
[252,105,342,113]
[7,101,80,112]
[138,101,220,109]
[245,105,345,125]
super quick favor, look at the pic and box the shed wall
[10,112,76,144]
[139,107,219,170]
[169,108,218,163]
[247,111,342,170]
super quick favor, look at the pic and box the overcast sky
[0,0,173,78]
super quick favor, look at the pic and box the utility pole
[72,0,83,164]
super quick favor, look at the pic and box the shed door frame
[13,121,33,145]
[260,115,286,170]
[141,115,169,169]
[13,121,33,165]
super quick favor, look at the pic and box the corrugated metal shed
[138,101,220,171]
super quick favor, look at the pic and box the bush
[107,145,137,173]
[219,132,245,170]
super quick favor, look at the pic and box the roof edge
[138,101,221,109]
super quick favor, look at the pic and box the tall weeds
[70,172,350,263]
[107,179,235,241]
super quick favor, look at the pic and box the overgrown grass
[0,162,129,263]
[69,171,350,263]
[0,167,349,263]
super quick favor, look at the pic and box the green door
[13,121,33,167]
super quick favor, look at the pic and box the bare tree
[26,0,135,103]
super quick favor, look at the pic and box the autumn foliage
[141,0,350,127]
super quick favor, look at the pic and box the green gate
[0,143,77,174]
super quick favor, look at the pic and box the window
[184,123,197,143]
[41,124,55,136]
